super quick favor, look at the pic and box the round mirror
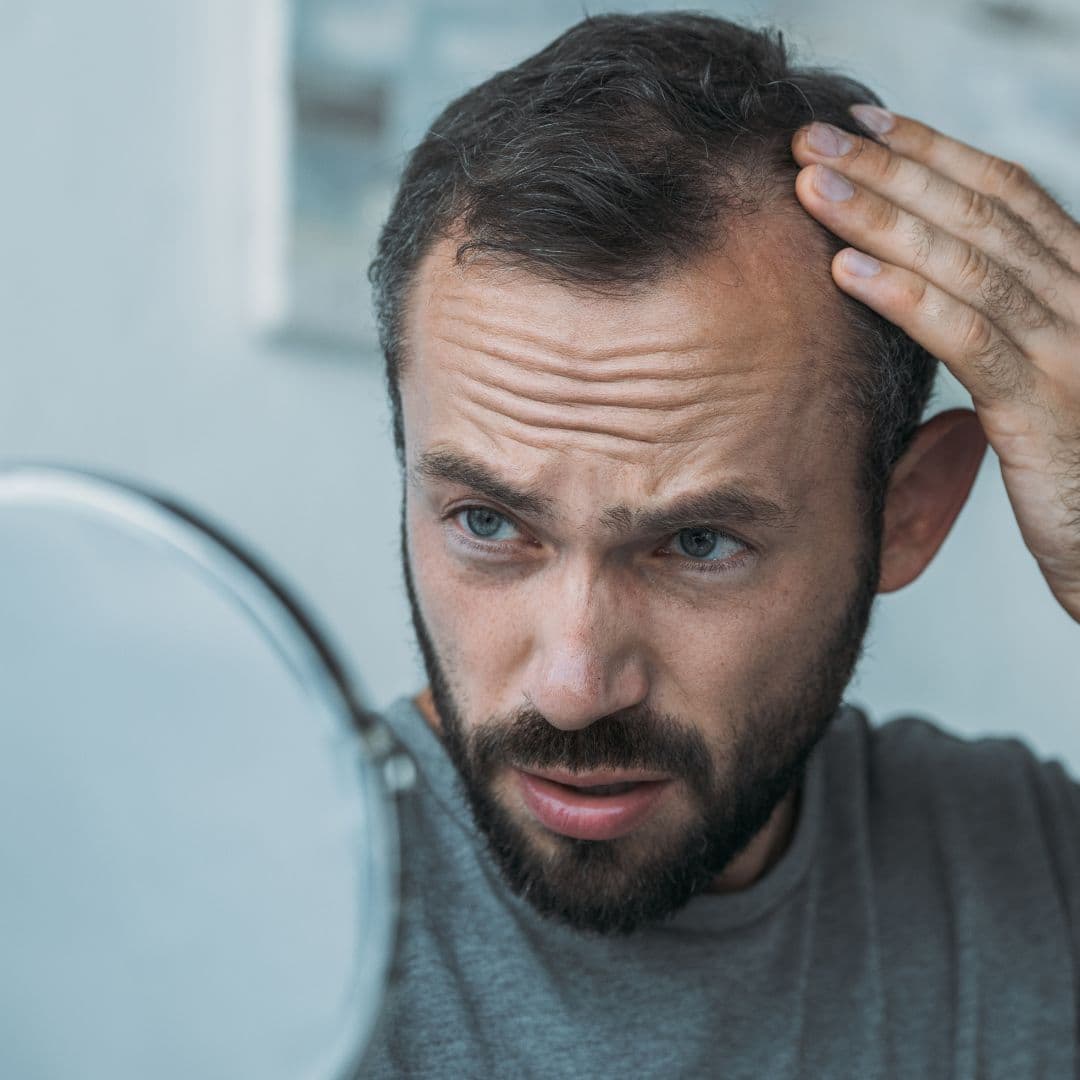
[0,463,411,1080]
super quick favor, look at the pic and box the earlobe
[877,408,988,594]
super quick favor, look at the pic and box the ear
[877,408,988,594]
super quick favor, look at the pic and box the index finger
[852,105,1079,268]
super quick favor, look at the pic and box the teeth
[575,782,638,796]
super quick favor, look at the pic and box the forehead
[400,214,854,509]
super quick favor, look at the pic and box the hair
[368,10,937,534]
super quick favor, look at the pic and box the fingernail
[843,250,881,278]
[806,122,853,157]
[814,165,854,201]
[850,104,895,135]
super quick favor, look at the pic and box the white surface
[0,1,1076,766]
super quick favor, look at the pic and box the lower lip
[514,769,672,841]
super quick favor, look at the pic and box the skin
[793,105,1080,619]
[396,198,986,931]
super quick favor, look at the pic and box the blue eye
[460,507,517,541]
[674,527,742,561]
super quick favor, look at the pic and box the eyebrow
[411,448,798,534]
[601,488,798,535]
[412,448,558,521]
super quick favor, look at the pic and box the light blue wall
[1,1,1077,765]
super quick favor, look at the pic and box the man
[356,11,1080,1077]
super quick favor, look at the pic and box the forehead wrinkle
[435,328,748,383]
[455,375,736,446]
[457,355,731,414]
[406,221,852,480]
[451,397,710,461]
[432,286,740,366]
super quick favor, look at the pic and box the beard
[401,503,879,937]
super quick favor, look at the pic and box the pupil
[679,527,717,558]
[467,508,502,538]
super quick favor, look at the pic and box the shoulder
[874,710,1041,780]
[828,703,1071,802]
[827,704,1080,898]
[878,712,1080,823]
[817,708,1080,1024]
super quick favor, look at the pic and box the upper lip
[518,766,671,787]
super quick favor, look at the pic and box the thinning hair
[368,11,938,532]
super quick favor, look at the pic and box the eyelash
[444,504,754,575]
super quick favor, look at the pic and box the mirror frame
[0,460,412,1078]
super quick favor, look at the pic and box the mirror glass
[0,464,404,1080]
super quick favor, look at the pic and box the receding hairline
[394,199,854,391]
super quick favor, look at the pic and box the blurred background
[1,0,1077,763]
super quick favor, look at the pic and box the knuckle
[903,274,932,316]
[983,156,1029,196]
[906,218,936,268]
[979,266,1020,320]
[956,185,997,232]
[956,244,992,291]
[1001,208,1045,261]
[880,150,906,185]
[960,309,997,357]
[1017,293,1057,333]
[980,343,1023,397]
[965,326,1022,397]
[867,195,898,231]
[906,121,937,158]
[954,309,1037,401]
[1026,301,1061,334]
[849,137,875,168]
[976,263,1056,332]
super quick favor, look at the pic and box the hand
[791,106,1080,622]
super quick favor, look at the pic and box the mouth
[513,768,673,841]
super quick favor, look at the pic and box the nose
[521,567,650,731]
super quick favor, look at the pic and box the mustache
[465,703,714,792]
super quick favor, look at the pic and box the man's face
[398,217,877,936]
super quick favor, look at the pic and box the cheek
[642,593,774,712]
[407,490,866,715]
[741,544,869,687]
[646,545,861,708]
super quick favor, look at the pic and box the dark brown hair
[368,10,937,525]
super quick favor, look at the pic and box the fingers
[829,247,1036,405]
[792,120,1078,304]
[793,162,1068,347]
[862,110,1080,270]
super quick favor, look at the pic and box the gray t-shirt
[356,695,1080,1078]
